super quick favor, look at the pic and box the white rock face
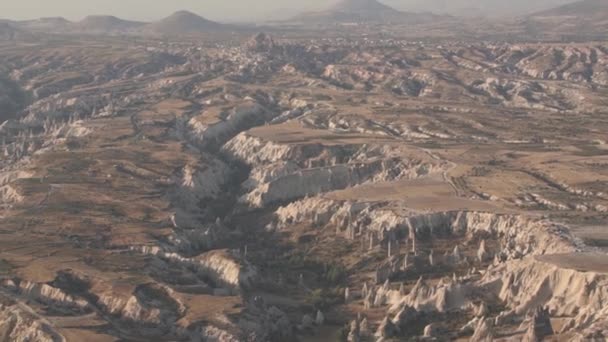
[100,283,184,320]
[199,325,240,342]
[187,102,277,147]
[222,133,297,167]
[470,317,494,342]
[478,257,608,336]
[223,134,445,207]
[172,158,232,211]
[0,170,33,186]
[240,161,410,207]
[168,156,232,234]
[470,77,584,111]
[196,250,258,290]
[13,280,90,312]
[180,163,228,196]
[503,45,608,87]
[275,199,580,257]
[390,277,470,313]
[274,197,605,339]
[0,184,23,204]
[0,295,65,342]
[133,246,257,291]
[0,170,34,205]
[322,64,435,97]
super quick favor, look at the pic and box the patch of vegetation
[282,252,349,285]
[0,259,13,275]
[322,262,347,284]
[487,158,504,166]
[308,287,343,310]
[141,207,154,222]
[63,202,87,215]
[66,136,88,150]
[0,75,31,123]
[417,141,442,149]
[573,146,608,157]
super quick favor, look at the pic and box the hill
[398,0,577,17]
[293,0,440,24]
[73,15,145,33]
[16,17,72,31]
[142,10,221,35]
[525,0,608,37]
[533,0,608,16]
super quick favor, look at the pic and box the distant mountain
[525,0,608,37]
[74,15,145,33]
[142,11,222,35]
[0,11,225,36]
[0,15,141,35]
[395,0,578,17]
[16,17,71,31]
[532,0,608,16]
[293,0,441,24]
[331,0,399,13]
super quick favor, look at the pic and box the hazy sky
[2,0,330,21]
[2,0,577,22]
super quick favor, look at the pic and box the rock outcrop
[375,315,398,338]
[133,247,258,291]
[391,277,470,313]
[6,280,90,313]
[223,134,445,207]
[0,296,65,342]
[470,317,494,342]
[189,102,276,148]
[479,257,608,337]
[274,200,580,258]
